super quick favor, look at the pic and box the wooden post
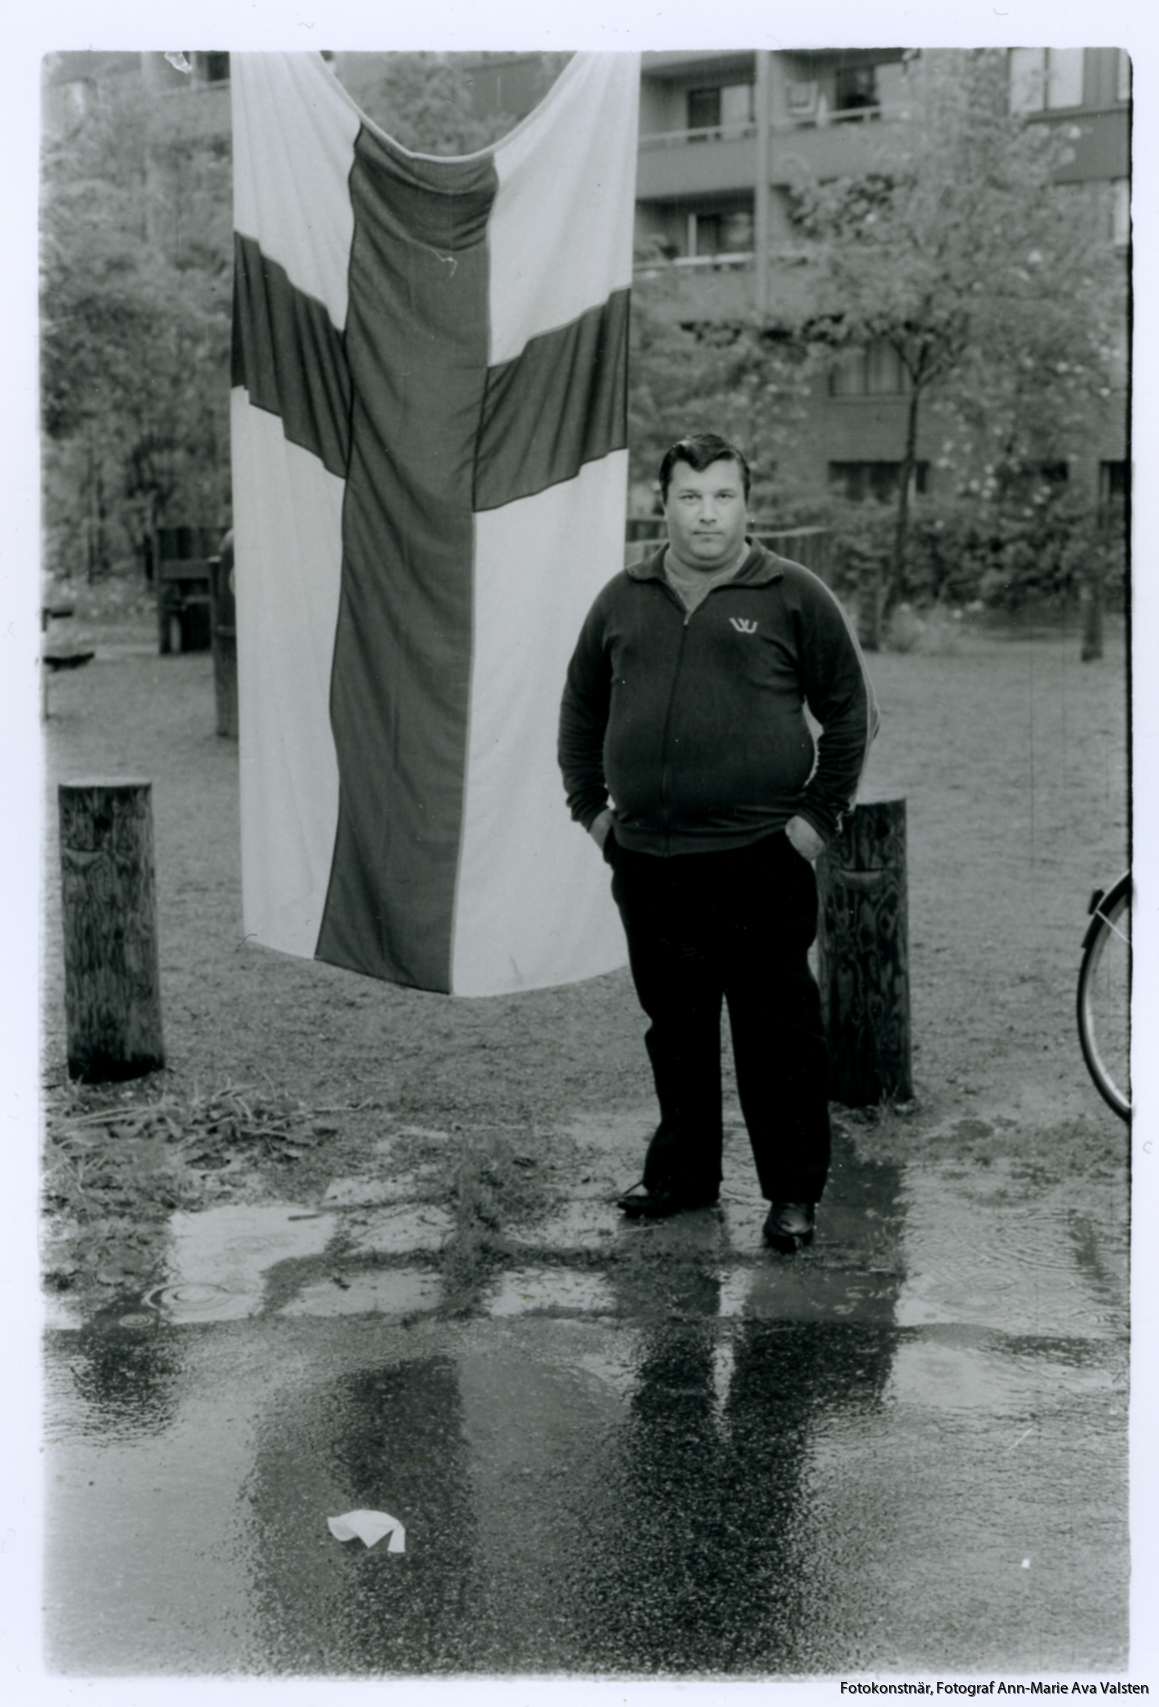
[210,533,238,739]
[815,799,912,1105]
[59,780,165,1082]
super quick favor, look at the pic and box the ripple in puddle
[895,1169,1125,1340]
[158,1204,338,1322]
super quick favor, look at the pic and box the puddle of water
[278,1267,442,1317]
[158,1204,337,1322]
[885,1337,1122,1412]
[718,1263,901,1324]
[485,1267,618,1317]
[573,1338,649,1398]
[895,1167,1125,1340]
[718,1193,777,1250]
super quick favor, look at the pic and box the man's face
[663,457,749,572]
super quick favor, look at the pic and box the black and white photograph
[5,0,1154,1698]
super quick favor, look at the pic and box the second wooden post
[815,798,912,1106]
[59,779,165,1082]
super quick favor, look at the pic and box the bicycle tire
[1077,874,1131,1121]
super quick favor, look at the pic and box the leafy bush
[765,488,1127,614]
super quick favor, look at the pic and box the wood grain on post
[59,779,165,1082]
[815,799,912,1106]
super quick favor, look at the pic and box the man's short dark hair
[659,433,752,504]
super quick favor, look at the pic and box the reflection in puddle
[718,1263,900,1323]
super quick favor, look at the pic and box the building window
[829,462,929,503]
[1010,47,1086,114]
[834,65,879,114]
[1111,179,1130,247]
[194,52,230,84]
[828,340,908,397]
[998,461,1069,501]
[786,80,819,119]
[686,212,723,256]
[721,209,754,251]
[686,82,752,139]
[1099,461,1128,504]
[687,86,721,135]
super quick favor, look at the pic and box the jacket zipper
[648,569,765,853]
[655,580,702,854]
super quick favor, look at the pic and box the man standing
[558,433,878,1250]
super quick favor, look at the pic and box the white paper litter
[327,1509,406,1552]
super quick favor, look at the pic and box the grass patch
[438,1128,550,1310]
[42,1080,333,1310]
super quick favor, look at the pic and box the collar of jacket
[626,540,786,587]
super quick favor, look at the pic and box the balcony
[636,109,903,201]
[631,248,820,325]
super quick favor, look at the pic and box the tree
[330,52,567,155]
[40,67,233,580]
[40,53,559,584]
[628,260,824,514]
[794,49,1124,646]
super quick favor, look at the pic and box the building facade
[631,47,1129,508]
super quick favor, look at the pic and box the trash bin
[155,526,217,654]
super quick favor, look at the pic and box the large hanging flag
[230,52,639,996]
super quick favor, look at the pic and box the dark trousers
[609,831,831,1205]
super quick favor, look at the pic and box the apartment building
[632,47,1129,505]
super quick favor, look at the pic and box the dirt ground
[39,588,1130,1312]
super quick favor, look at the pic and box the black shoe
[762,1201,815,1251]
[616,1181,719,1219]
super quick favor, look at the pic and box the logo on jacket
[729,617,759,634]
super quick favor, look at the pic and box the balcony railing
[634,250,755,273]
[640,122,757,149]
[632,245,814,275]
[638,106,885,150]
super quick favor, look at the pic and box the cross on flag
[230,53,639,995]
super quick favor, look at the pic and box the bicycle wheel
[1077,874,1131,1121]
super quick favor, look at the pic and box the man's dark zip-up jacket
[558,540,879,856]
